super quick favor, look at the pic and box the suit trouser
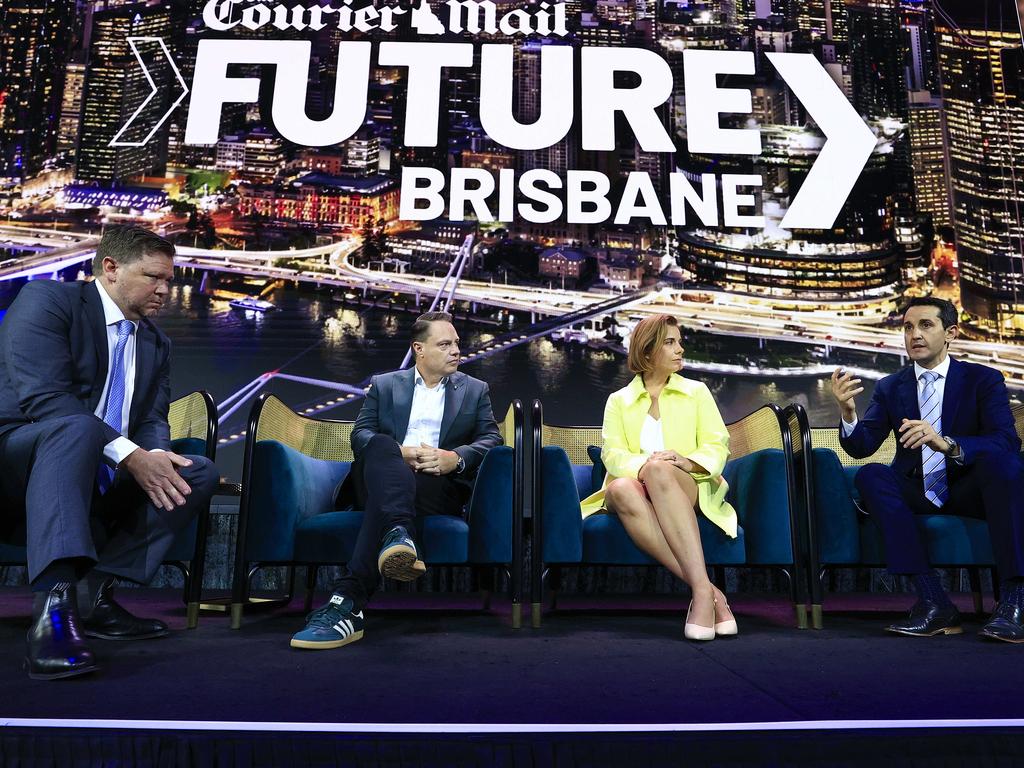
[855,452,1024,580]
[333,434,471,611]
[0,414,219,584]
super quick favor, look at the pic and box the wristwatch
[455,455,466,473]
[942,436,962,460]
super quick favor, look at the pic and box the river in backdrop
[136,279,894,480]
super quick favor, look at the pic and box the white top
[402,369,447,448]
[639,414,665,454]
[93,280,140,466]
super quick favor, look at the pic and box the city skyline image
[1,0,1023,479]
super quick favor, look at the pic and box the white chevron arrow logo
[109,36,189,148]
[767,52,877,231]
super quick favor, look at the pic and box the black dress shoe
[82,579,169,641]
[886,600,962,637]
[25,582,99,681]
[979,601,1024,644]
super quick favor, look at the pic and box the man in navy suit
[832,297,1024,642]
[291,311,502,650]
[0,226,219,679]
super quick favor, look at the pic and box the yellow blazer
[580,373,738,538]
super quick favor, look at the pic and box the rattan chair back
[168,391,213,443]
[252,394,519,462]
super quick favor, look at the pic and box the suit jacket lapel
[942,357,964,431]
[129,321,155,432]
[82,281,109,411]
[898,366,920,422]
[438,372,467,447]
[393,367,416,443]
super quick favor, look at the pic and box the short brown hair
[627,314,679,375]
[92,225,175,275]
[410,311,454,345]
[902,296,958,330]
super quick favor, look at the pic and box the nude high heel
[714,598,739,637]
[684,600,716,641]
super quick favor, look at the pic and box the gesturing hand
[830,368,863,421]
[120,449,193,511]
[898,419,946,452]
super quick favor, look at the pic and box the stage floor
[0,587,1021,727]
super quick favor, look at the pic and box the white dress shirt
[841,355,961,463]
[402,370,447,449]
[93,280,141,466]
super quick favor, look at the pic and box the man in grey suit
[291,311,502,649]
[0,225,219,680]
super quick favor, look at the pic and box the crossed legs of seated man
[291,434,470,649]
[0,415,219,679]
[603,460,737,641]
[856,457,1024,642]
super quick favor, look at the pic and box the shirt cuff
[104,437,141,467]
[840,417,858,438]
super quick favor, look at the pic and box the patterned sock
[999,579,1024,609]
[914,570,953,608]
[29,560,78,592]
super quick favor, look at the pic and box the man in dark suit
[832,297,1024,642]
[291,311,502,649]
[0,225,219,679]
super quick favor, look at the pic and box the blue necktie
[918,370,948,507]
[98,320,134,493]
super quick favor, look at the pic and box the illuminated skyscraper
[907,90,951,228]
[847,0,921,259]
[902,1,939,93]
[57,57,87,158]
[847,0,908,121]
[936,0,1024,332]
[76,3,173,184]
[0,0,77,182]
[792,0,848,41]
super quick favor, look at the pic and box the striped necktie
[918,370,948,507]
[98,319,134,493]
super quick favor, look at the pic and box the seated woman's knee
[639,460,676,486]
[605,477,643,513]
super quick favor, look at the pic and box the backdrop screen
[1,0,1022,477]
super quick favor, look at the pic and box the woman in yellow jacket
[581,314,738,640]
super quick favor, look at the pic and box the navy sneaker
[290,593,364,650]
[377,525,426,582]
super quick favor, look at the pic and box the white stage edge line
[1,719,1023,733]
